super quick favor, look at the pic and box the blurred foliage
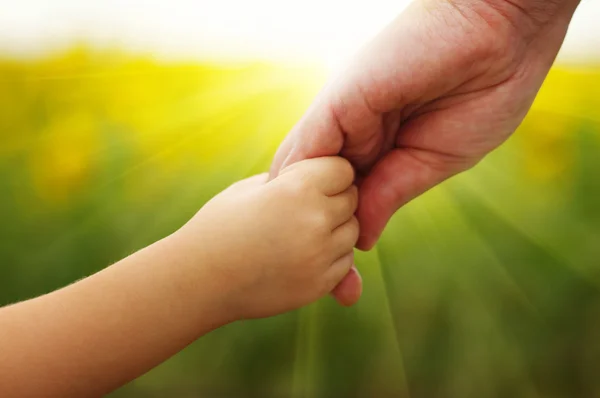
[1,47,600,398]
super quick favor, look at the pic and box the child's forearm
[0,160,359,397]
[0,233,233,398]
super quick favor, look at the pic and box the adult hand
[270,0,581,306]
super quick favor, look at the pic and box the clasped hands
[186,0,580,316]
[266,0,580,307]
[0,2,582,396]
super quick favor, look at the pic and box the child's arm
[0,233,235,397]
[0,157,359,398]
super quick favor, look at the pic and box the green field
[1,48,600,397]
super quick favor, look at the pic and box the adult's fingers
[269,93,345,179]
[269,133,294,180]
[355,147,459,250]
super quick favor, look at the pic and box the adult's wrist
[479,0,581,25]
[439,0,581,42]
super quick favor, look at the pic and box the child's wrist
[161,230,242,327]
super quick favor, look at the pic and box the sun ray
[374,241,412,397]
[19,65,321,275]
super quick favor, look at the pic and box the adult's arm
[271,0,581,305]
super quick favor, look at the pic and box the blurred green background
[1,45,600,397]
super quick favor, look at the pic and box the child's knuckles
[278,177,315,200]
[306,272,331,299]
[322,157,354,184]
[349,216,361,245]
[306,210,332,236]
[350,185,359,210]
[350,214,360,230]
[333,217,360,253]
[319,267,344,297]
[315,280,331,299]
[303,241,327,265]
[337,158,356,183]
[288,272,321,301]
[278,159,305,176]
[343,186,359,216]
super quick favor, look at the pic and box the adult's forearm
[440,0,581,30]
[479,0,581,23]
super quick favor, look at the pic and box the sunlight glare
[0,0,409,66]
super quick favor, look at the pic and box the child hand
[0,156,358,397]
[176,157,359,320]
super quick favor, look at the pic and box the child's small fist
[176,157,359,321]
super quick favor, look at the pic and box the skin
[0,157,359,398]
[0,1,585,393]
[270,0,582,306]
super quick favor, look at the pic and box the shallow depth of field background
[1,1,600,397]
